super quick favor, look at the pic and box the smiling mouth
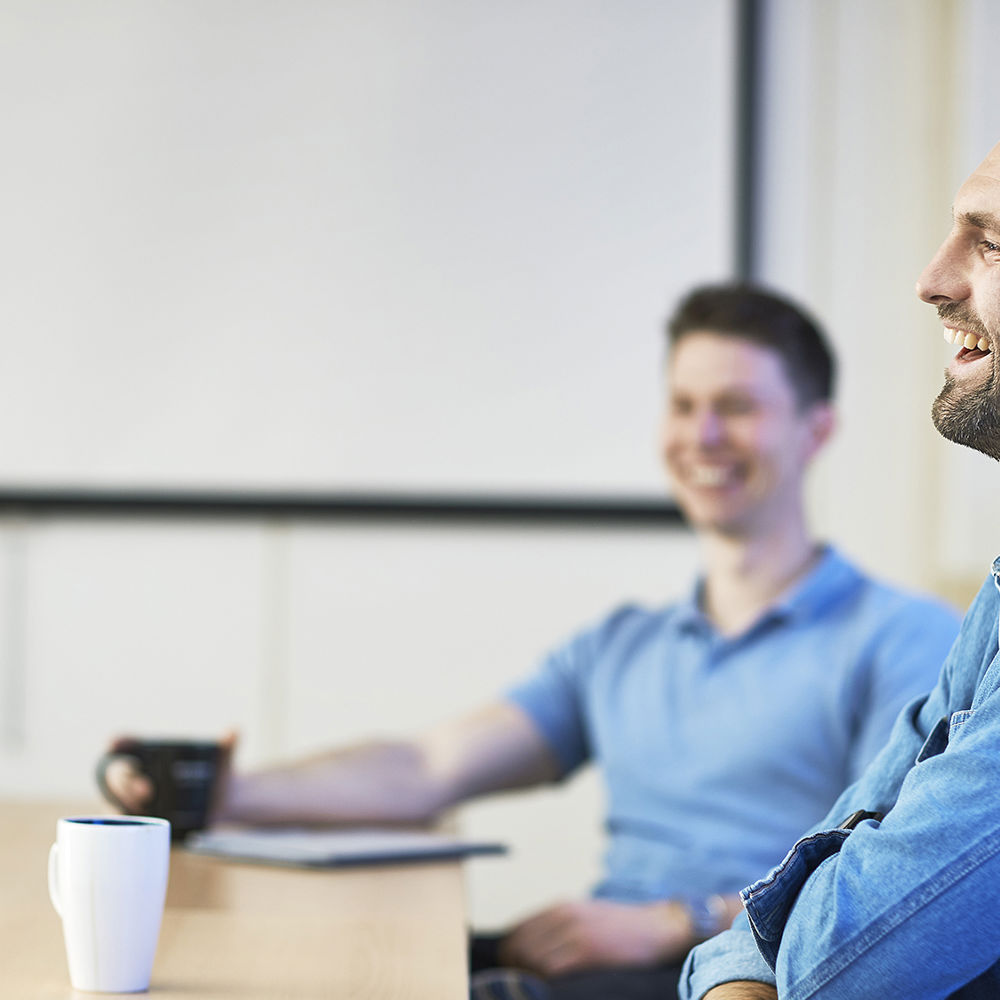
[687,463,737,488]
[943,327,992,362]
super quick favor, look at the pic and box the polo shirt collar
[674,545,859,636]
[769,545,859,621]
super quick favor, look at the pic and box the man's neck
[699,517,820,638]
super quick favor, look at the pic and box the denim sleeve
[679,912,777,999]
[747,577,1000,999]
[680,573,998,1000]
[680,678,950,999]
[761,678,1000,997]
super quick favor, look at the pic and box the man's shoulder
[603,597,684,622]
[588,597,689,638]
[561,599,688,666]
[819,549,960,635]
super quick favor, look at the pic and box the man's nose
[696,411,725,446]
[916,238,968,305]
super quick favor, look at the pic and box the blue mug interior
[66,817,162,826]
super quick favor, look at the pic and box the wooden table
[0,801,470,999]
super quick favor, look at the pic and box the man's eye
[981,240,1000,255]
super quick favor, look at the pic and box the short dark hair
[666,283,836,407]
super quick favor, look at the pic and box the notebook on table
[185,826,506,869]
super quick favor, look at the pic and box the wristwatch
[683,894,730,939]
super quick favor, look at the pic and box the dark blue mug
[97,739,221,841]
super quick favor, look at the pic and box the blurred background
[2,0,999,928]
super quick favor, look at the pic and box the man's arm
[760,699,1000,997]
[684,574,1000,999]
[496,894,745,977]
[702,987,778,1000]
[678,695,948,999]
[221,700,560,824]
[752,582,997,998]
[680,909,779,1000]
[679,571,993,1000]
[105,701,561,826]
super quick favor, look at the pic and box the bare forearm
[219,740,447,826]
[215,702,558,827]
[702,984,778,1000]
[497,894,749,978]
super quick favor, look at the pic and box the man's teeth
[691,466,730,487]
[943,327,990,352]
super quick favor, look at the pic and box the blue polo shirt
[506,547,959,902]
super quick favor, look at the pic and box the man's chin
[932,381,1000,462]
[682,510,753,537]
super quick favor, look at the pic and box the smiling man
[933,221,1000,459]
[680,145,1000,1000]
[100,284,958,1000]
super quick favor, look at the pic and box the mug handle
[95,750,146,813]
[48,842,62,917]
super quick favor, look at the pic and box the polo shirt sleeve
[504,616,611,777]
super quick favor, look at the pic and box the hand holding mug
[97,732,236,841]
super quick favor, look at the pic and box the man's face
[918,142,1000,459]
[661,331,831,537]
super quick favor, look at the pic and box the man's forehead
[669,333,790,388]
[955,142,1000,215]
[980,139,1000,174]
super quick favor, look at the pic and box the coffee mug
[97,739,222,841]
[48,816,171,993]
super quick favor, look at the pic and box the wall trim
[0,487,685,529]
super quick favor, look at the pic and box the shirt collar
[674,545,860,636]
[673,581,709,632]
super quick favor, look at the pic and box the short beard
[932,372,1000,461]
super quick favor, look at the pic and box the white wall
[0,0,735,498]
[755,0,1000,598]
[3,0,999,932]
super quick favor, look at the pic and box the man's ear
[803,402,836,460]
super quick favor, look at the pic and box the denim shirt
[680,563,1000,1000]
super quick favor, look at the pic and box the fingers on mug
[95,748,146,813]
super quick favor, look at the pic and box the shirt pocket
[949,708,974,742]
[915,711,975,764]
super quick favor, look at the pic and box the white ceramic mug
[48,815,171,993]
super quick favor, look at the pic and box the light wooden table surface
[1,800,470,999]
